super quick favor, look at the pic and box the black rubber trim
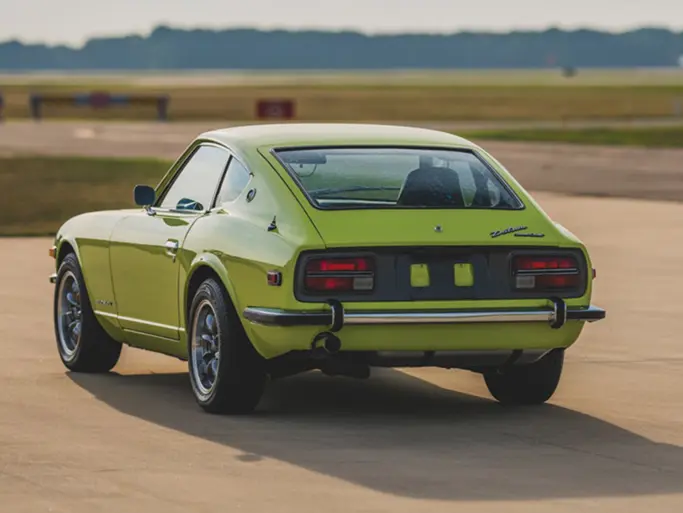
[550,297,567,329]
[242,308,332,327]
[327,299,344,332]
[566,307,606,321]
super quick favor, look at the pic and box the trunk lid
[299,208,566,248]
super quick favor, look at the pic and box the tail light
[512,255,580,291]
[304,256,374,293]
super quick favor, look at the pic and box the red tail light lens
[514,256,577,271]
[512,255,580,291]
[535,274,580,288]
[304,256,374,293]
[306,258,372,273]
[305,276,354,291]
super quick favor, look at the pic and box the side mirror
[134,185,156,207]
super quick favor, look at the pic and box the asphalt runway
[1,192,682,512]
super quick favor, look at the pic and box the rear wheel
[187,278,266,414]
[483,349,564,405]
[53,253,122,372]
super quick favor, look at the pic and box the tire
[187,278,266,414]
[483,349,564,405]
[53,253,122,372]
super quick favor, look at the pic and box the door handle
[165,240,179,258]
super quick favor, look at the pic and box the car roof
[200,123,477,150]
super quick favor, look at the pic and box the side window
[159,145,230,211]
[216,157,251,204]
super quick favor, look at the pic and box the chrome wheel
[191,300,221,397]
[57,270,82,361]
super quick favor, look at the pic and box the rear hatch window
[273,147,523,210]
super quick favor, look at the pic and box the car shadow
[68,368,683,501]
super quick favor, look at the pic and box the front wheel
[187,278,266,414]
[53,253,122,372]
[483,349,564,405]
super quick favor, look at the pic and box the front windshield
[274,147,523,210]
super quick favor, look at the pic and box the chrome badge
[515,232,546,238]
[490,225,528,238]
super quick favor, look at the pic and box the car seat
[396,166,465,207]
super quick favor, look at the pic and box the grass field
[1,69,682,122]
[0,156,170,235]
[465,126,683,148]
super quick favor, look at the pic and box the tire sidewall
[53,254,89,366]
[187,280,227,407]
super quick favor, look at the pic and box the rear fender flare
[183,253,243,331]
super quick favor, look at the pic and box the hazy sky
[3,0,682,45]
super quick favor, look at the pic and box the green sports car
[50,124,605,414]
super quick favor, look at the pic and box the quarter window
[216,157,251,204]
[159,145,230,211]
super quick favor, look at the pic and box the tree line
[1,26,682,70]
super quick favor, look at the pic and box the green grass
[1,69,682,122]
[0,156,171,235]
[463,126,683,148]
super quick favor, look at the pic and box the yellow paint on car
[410,263,430,287]
[454,263,474,287]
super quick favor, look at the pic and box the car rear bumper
[243,301,605,330]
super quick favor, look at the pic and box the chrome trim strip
[123,328,179,342]
[94,311,185,332]
[516,268,580,275]
[243,305,605,327]
[343,310,551,325]
[94,310,118,319]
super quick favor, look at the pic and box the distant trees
[0,26,682,70]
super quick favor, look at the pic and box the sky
[2,0,682,46]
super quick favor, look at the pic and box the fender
[183,252,242,331]
[54,233,82,268]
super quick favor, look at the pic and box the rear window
[274,147,523,210]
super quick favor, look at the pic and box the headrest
[396,166,464,207]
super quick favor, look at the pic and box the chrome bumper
[243,302,606,330]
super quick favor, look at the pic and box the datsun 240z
[50,124,605,414]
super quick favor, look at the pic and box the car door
[109,143,232,341]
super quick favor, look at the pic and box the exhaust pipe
[311,331,342,357]
[310,331,370,379]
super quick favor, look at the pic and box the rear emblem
[490,226,527,238]
[515,232,545,238]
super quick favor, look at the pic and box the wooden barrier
[29,92,170,121]
[256,99,295,120]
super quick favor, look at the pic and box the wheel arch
[183,254,242,332]
[55,237,81,268]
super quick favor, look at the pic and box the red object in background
[89,92,112,108]
[256,99,295,119]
